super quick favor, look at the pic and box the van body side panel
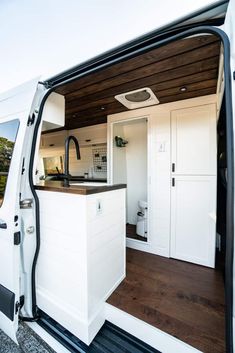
[0,78,41,342]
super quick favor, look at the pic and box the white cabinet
[171,104,217,175]
[170,176,216,267]
[40,130,67,149]
[36,188,125,345]
[40,124,107,149]
[41,92,65,132]
[170,103,217,267]
[70,123,107,146]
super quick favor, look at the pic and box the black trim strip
[0,284,15,321]
[30,25,234,353]
[37,309,160,353]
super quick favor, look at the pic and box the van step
[37,309,160,353]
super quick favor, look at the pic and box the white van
[0,1,234,352]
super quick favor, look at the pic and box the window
[0,120,20,207]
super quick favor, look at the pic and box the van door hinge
[15,296,25,314]
[14,232,21,245]
[27,113,35,126]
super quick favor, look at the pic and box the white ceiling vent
[115,87,159,109]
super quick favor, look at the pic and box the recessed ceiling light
[101,107,105,110]
[180,86,187,92]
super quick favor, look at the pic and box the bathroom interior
[35,33,227,353]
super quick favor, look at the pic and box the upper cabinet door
[171,104,217,175]
[0,78,40,343]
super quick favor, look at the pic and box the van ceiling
[55,35,220,130]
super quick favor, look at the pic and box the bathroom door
[170,104,217,267]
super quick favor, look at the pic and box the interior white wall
[108,94,218,257]
[113,119,147,225]
[69,146,107,179]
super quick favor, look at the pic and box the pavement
[0,322,56,353]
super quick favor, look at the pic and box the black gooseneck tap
[63,136,81,187]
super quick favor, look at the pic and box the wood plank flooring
[126,223,147,242]
[107,248,225,353]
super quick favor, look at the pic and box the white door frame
[107,115,151,252]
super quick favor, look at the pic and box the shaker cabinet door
[170,175,216,267]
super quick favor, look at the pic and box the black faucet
[63,136,81,187]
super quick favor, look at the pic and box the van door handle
[0,221,7,229]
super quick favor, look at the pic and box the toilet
[136,200,148,237]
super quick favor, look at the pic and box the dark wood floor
[126,223,147,242]
[107,248,225,353]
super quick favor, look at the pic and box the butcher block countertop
[35,180,126,195]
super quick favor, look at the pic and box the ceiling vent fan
[115,87,159,109]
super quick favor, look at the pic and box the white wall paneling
[113,118,148,225]
[108,95,218,260]
[36,188,126,345]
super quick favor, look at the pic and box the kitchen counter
[35,180,126,195]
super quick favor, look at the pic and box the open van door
[0,78,40,343]
[223,1,235,352]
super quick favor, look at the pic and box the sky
[0,0,219,94]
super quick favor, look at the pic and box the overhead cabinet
[69,123,107,146]
[40,130,67,148]
[40,123,107,149]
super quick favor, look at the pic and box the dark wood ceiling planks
[55,35,221,130]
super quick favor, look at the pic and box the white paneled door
[170,104,217,267]
[170,176,216,267]
[171,104,217,175]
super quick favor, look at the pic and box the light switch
[157,141,166,152]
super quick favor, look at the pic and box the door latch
[14,232,21,245]
[15,296,25,314]
[0,221,7,229]
[20,199,33,209]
